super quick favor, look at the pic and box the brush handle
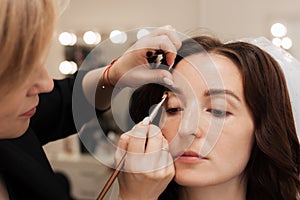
[97,152,126,200]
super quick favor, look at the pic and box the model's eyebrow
[204,89,241,102]
[166,85,184,95]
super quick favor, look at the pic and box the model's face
[160,53,254,187]
[0,64,53,139]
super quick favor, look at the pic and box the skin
[161,53,255,199]
[117,53,255,200]
[0,64,53,139]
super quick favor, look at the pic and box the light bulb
[271,23,287,38]
[59,61,78,75]
[83,31,101,45]
[110,30,127,44]
[58,32,77,46]
[281,37,292,50]
[137,28,150,39]
[272,38,282,47]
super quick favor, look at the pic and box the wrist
[99,58,118,89]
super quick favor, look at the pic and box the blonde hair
[0,0,56,93]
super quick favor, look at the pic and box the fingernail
[168,61,174,70]
[142,116,150,125]
[163,77,174,86]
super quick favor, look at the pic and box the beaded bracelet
[99,58,118,89]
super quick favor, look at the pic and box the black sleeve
[30,71,98,145]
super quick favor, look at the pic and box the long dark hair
[129,36,300,199]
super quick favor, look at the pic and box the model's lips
[176,150,207,163]
[20,107,37,118]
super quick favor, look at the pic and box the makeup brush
[97,93,168,200]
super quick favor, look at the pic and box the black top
[0,72,96,200]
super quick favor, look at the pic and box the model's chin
[174,171,210,187]
[7,120,30,139]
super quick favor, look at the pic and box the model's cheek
[160,118,181,143]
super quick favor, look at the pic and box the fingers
[140,26,181,72]
[146,125,173,171]
[148,25,182,50]
[135,68,174,86]
[128,25,181,66]
[154,138,175,179]
[119,123,173,174]
[116,122,173,173]
[146,36,177,67]
[114,133,129,167]
[123,122,149,173]
[131,34,177,57]
[145,125,166,152]
[110,25,181,88]
[116,123,174,200]
[126,122,149,153]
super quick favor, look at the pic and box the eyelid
[165,92,179,104]
[207,94,240,110]
[164,93,184,114]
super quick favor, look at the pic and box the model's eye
[166,107,184,115]
[207,109,230,118]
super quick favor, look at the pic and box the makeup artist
[0,0,181,199]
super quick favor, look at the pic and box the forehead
[172,53,244,98]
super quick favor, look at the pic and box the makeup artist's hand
[83,25,181,110]
[109,25,181,88]
[115,122,174,200]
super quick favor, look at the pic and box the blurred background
[43,0,300,199]
[47,0,300,79]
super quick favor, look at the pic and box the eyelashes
[206,109,231,118]
[165,107,184,114]
[165,107,231,118]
